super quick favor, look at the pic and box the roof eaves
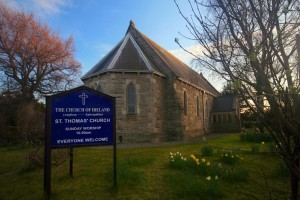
[81,68,166,80]
[81,40,123,80]
[132,27,219,96]
[106,34,130,70]
[178,77,218,97]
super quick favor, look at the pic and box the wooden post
[69,147,73,177]
[44,96,52,198]
[113,98,117,188]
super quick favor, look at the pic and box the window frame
[184,91,188,116]
[127,82,136,114]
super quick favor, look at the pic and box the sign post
[44,86,116,197]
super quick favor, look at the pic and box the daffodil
[261,141,265,145]
[207,162,211,166]
[201,158,206,163]
[206,176,211,181]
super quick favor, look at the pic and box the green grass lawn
[0,133,294,200]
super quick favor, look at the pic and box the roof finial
[130,20,136,27]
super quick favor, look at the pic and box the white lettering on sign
[85,137,108,142]
[89,118,110,123]
[64,119,88,123]
[56,137,109,144]
[62,118,110,124]
[55,107,111,113]
[66,108,85,112]
[57,138,84,144]
[65,127,82,131]
[83,126,101,130]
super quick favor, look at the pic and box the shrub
[240,132,273,143]
[243,121,253,128]
[204,175,223,197]
[222,167,249,182]
[274,161,290,177]
[220,151,243,165]
[250,144,260,153]
[169,152,188,170]
[201,145,214,156]
[164,173,223,199]
[268,142,277,153]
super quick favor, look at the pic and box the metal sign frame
[44,86,117,197]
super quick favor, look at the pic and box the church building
[81,21,240,143]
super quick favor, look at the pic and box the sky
[1,0,223,90]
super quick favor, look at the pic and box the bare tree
[0,2,81,102]
[174,0,300,198]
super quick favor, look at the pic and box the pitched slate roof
[82,21,219,96]
[212,96,238,112]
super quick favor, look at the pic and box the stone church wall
[211,112,241,133]
[172,79,214,141]
[83,72,216,143]
[84,72,168,143]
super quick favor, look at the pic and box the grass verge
[0,133,294,199]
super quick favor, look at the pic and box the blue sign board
[49,86,115,148]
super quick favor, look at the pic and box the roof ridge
[129,25,219,96]
[82,20,220,96]
[126,20,136,34]
[128,25,176,76]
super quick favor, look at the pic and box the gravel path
[105,132,235,149]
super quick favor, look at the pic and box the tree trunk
[291,168,299,200]
[291,137,300,200]
[256,79,264,134]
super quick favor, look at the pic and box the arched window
[223,114,227,122]
[127,83,136,114]
[228,114,232,122]
[213,114,217,123]
[184,91,187,115]
[218,114,222,123]
[196,95,199,116]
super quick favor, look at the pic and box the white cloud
[95,43,115,58]
[0,0,18,9]
[1,0,73,16]
[168,44,224,91]
[32,0,71,14]
[168,44,205,66]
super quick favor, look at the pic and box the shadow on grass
[164,172,223,200]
